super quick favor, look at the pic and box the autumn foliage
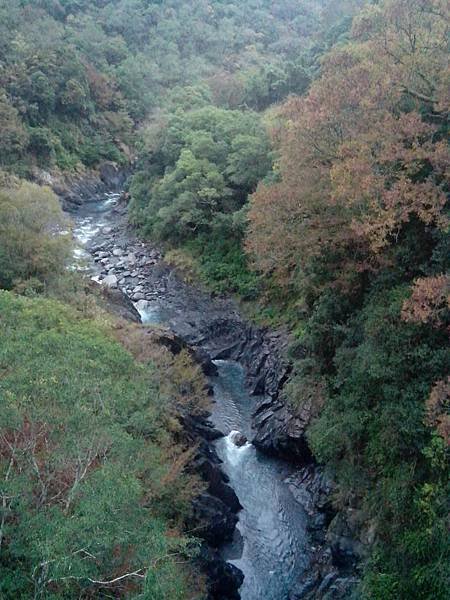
[247,0,449,287]
[402,275,450,327]
[246,1,449,597]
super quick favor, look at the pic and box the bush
[0,291,202,599]
[0,181,72,290]
[28,126,56,165]
[187,233,260,299]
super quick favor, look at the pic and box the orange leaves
[401,275,450,327]
[330,108,448,251]
[246,182,302,284]
[246,0,449,290]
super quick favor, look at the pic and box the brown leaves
[401,275,450,327]
[246,0,449,291]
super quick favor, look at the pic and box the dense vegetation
[0,167,206,598]
[0,292,206,599]
[0,0,448,598]
[129,0,449,598]
[246,1,449,597]
[0,0,346,175]
[129,103,271,296]
[0,179,71,290]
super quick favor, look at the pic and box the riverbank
[70,190,361,599]
[31,162,129,212]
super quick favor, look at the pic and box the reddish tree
[246,0,449,290]
[402,275,450,328]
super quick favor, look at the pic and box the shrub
[0,291,203,599]
[0,181,71,290]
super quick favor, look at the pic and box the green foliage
[0,0,350,174]
[130,105,272,244]
[0,291,200,599]
[0,181,71,290]
[28,127,56,166]
[0,6,130,172]
[302,270,449,599]
[186,232,261,300]
[0,95,29,166]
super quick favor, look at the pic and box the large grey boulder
[102,274,118,288]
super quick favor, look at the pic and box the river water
[72,193,310,600]
[210,361,309,600]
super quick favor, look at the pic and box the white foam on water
[224,431,252,467]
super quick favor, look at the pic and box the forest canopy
[0,0,350,175]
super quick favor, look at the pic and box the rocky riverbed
[69,189,361,599]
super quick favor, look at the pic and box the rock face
[287,466,368,599]
[99,161,128,190]
[32,163,129,212]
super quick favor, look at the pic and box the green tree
[0,96,29,167]
[0,182,71,289]
[130,104,272,243]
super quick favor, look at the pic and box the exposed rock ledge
[31,162,129,212]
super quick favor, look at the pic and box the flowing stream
[210,361,309,600]
[72,193,310,600]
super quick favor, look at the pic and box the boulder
[230,431,247,447]
[102,274,118,288]
[126,253,137,265]
[132,292,146,301]
[190,493,238,546]
[252,396,313,463]
[96,285,141,323]
[198,546,244,600]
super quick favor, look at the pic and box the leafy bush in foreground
[0,181,71,290]
[0,292,203,599]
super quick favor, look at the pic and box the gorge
[1,1,448,597]
[70,185,359,600]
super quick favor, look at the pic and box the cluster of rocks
[91,234,162,304]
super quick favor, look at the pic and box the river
[72,192,310,600]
